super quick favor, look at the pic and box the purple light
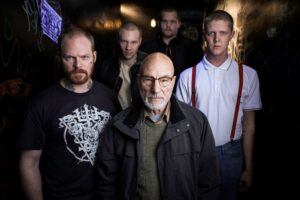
[40,0,62,43]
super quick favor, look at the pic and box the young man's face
[204,19,234,58]
[119,29,142,61]
[159,11,181,39]
[61,34,97,85]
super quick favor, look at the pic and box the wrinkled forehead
[62,35,93,52]
[61,33,93,51]
[141,54,174,76]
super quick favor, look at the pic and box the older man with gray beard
[96,52,220,200]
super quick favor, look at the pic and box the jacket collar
[113,95,188,139]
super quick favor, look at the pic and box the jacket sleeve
[197,114,220,200]
[95,122,119,200]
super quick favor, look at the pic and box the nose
[166,21,171,28]
[151,79,161,93]
[214,33,220,42]
[73,57,81,68]
[125,42,131,50]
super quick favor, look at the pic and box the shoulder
[175,99,210,130]
[30,84,61,103]
[180,36,198,46]
[140,38,160,49]
[137,50,148,62]
[181,36,197,43]
[236,62,259,83]
[25,84,62,113]
[232,60,256,74]
[178,66,194,79]
[229,61,258,79]
[91,81,122,113]
[178,99,203,114]
[242,63,258,75]
[174,97,207,121]
[93,81,116,95]
[113,107,131,121]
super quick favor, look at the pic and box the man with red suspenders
[176,10,262,200]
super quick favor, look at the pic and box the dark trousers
[216,140,243,200]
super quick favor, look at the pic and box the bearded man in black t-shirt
[17,27,120,200]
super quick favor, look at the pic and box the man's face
[138,54,175,113]
[159,11,181,39]
[119,29,142,61]
[61,34,97,85]
[204,19,234,58]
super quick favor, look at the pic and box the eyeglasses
[137,75,174,87]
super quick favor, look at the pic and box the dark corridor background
[0,0,299,199]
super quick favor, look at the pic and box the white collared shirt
[176,55,262,146]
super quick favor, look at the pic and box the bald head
[139,52,174,75]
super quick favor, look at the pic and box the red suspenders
[230,63,243,141]
[191,63,243,141]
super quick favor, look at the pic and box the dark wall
[246,7,300,198]
[0,0,59,198]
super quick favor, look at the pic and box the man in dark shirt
[17,27,120,200]
[140,6,203,81]
[95,22,147,109]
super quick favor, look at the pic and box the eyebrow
[140,74,173,78]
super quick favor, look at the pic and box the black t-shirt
[17,81,120,200]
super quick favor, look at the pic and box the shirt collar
[203,54,232,70]
[142,102,171,124]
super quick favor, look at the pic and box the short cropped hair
[58,26,95,51]
[118,21,142,39]
[203,10,234,32]
[159,6,181,21]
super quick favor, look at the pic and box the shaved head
[139,52,174,75]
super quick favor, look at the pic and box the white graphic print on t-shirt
[59,104,110,165]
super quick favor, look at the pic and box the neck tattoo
[62,79,74,92]
[61,79,93,92]
[87,79,93,90]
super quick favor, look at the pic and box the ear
[173,76,177,82]
[138,37,142,46]
[230,29,235,39]
[93,51,97,63]
[178,21,181,27]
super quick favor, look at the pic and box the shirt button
[176,129,180,132]
[186,124,190,127]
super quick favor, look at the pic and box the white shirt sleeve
[176,68,192,105]
[243,66,262,111]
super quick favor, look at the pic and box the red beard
[68,69,89,84]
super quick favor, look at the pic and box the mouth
[72,69,87,75]
[148,97,163,101]
[124,52,133,56]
